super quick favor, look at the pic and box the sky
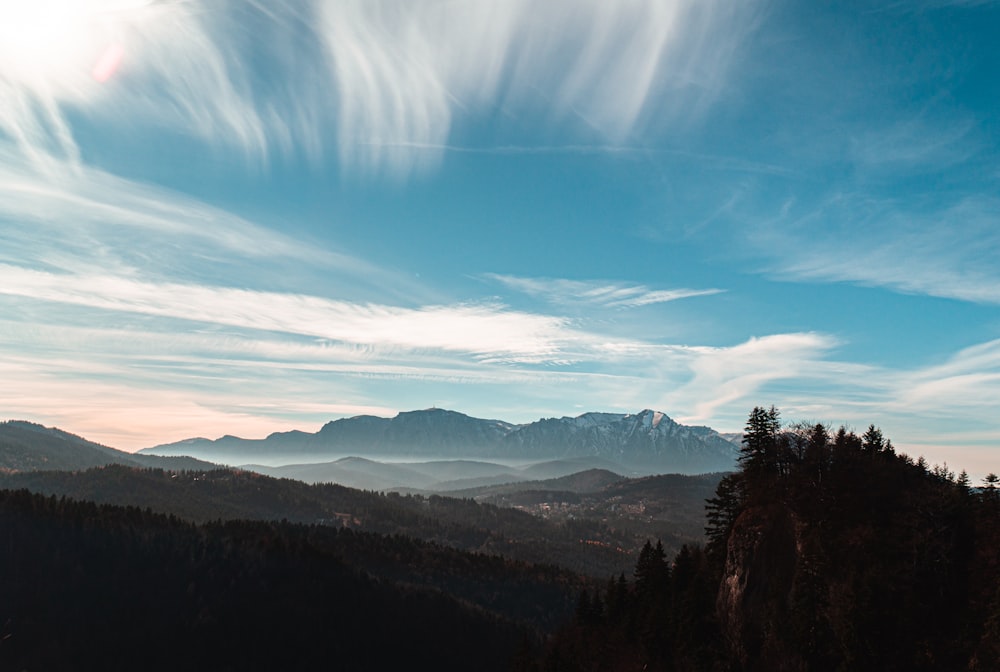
[1,0,998,479]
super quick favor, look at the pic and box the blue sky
[1,0,998,478]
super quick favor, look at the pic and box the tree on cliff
[530,405,999,672]
[739,405,783,478]
[704,473,743,562]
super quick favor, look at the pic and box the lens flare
[0,0,153,84]
[91,43,125,82]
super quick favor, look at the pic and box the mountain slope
[502,410,738,471]
[0,421,215,472]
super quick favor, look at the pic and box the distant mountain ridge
[143,408,739,474]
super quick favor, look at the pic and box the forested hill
[0,420,215,472]
[0,488,545,671]
[527,408,1000,671]
[0,465,717,578]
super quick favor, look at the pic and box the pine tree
[804,423,829,477]
[604,573,628,623]
[861,424,885,453]
[634,539,669,598]
[705,473,744,560]
[740,406,782,474]
[983,474,999,508]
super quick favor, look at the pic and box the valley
[3,409,998,670]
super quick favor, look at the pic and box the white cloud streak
[486,274,724,308]
[0,264,580,361]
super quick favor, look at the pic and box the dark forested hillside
[464,471,723,559]
[525,407,1000,671]
[0,465,715,578]
[0,488,555,671]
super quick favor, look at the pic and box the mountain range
[141,407,740,475]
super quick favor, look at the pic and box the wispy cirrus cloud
[891,339,1000,415]
[664,332,842,423]
[0,0,762,178]
[0,153,425,304]
[891,0,1000,10]
[847,116,980,174]
[749,192,1000,305]
[486,274,724,308]
[317,0,759,175]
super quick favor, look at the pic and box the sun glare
[0,0,152,83]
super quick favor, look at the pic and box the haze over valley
[136,407,739,490]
